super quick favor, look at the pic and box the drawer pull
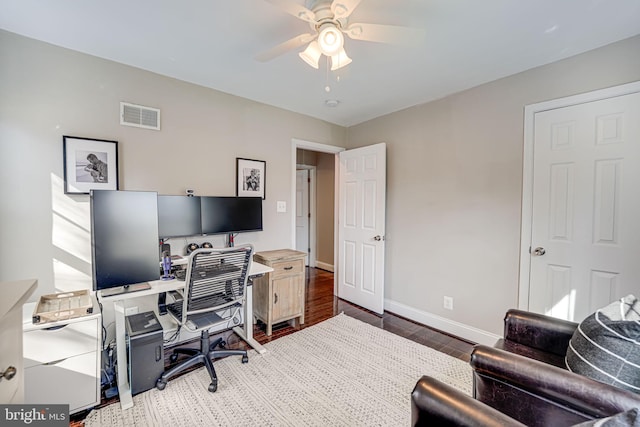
[0,366,17,382]
[44,358,68,366]
[274,293,278,304]
[284,266,293,271]
[43,324,68,331]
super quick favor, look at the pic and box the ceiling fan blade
[264,0,316,23]
[331,0,362,19]
[255,33,317,62]
[343,23,425,44]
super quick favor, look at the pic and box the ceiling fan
[256,0,425,70]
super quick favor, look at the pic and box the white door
[338,143,386,314]
[296,169,310,266]
[528,91,640,321]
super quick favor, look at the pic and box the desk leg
[233,281,266,354]
[113,300,134,409]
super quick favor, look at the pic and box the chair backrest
[176,244,253,331]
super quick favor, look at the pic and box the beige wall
[315,152,335,267]
[0,30,346,300]
[3,28,640,342]
[346,35,640,339]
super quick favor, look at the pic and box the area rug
[85,313,472,426]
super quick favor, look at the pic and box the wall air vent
[120,102,161,130]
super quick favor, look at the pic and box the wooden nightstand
[252,249,307,336]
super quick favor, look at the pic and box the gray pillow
[565,294,640,393]
[572,408,640,427]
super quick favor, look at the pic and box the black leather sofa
[411,309,640,427]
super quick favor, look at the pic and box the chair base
[156,330,248,393]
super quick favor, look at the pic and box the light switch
[277,201,287,213]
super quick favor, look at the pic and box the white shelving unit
[22,295,102,414]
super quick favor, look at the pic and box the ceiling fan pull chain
[325,56,331,93]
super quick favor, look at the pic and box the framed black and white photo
[63,136,119,194]
[236,158,266,199]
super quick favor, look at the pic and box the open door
[338,143,386,314]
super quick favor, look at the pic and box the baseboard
[314,261,334,272]
[384,299,500,346]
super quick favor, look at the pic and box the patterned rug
[85,313,472,426]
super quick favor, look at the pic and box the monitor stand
[100,282,152,297]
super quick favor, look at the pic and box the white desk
[98,261,272,410]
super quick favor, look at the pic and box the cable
[163,325,182,344]
[97,299,109,350]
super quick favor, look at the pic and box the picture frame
[63,135,119,194]
[236,158,266,199]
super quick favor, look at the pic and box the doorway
[291,139,343,293]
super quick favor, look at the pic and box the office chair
[156,244,253,393]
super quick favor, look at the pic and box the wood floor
[71,267,475,425]
[253,267,475,361]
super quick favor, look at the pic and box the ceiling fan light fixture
[330,48,352,70]
[318,24,344,56]
[299,41,322,69]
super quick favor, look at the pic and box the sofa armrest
[411,376,526,427]
[502,309,577,356]
[471,345,640,423]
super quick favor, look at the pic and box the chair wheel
[208,379,218,393]
[242,355,248,364]
[170,353,179,363]
[156,379,167,391]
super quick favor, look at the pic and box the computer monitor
[90,190,160,296]
[157,195,202,239]
[200,196,263,235]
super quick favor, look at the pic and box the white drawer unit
[22,296,101,414]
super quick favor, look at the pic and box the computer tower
[125,311,164,395]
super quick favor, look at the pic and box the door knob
[532,247,546,256]
[373,235,384,241]
[0,366,16,382]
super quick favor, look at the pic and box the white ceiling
[2,0,640,127]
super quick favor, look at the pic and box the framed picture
[236,158,266,199]
[63,135,119,194]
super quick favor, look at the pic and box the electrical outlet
[125,306,139,316]
[443,296,454,311]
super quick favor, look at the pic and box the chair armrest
[411,376,526,427]
[471,345,640,420]
[502,309,577,356]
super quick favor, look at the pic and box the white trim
[309,168,317,268]
[291,139,345,295]
[384,299,500,346]
[519,81,640,311]
[315,261,334,272]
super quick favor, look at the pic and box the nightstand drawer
[23,318,99,368]
[271,259,304,278]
